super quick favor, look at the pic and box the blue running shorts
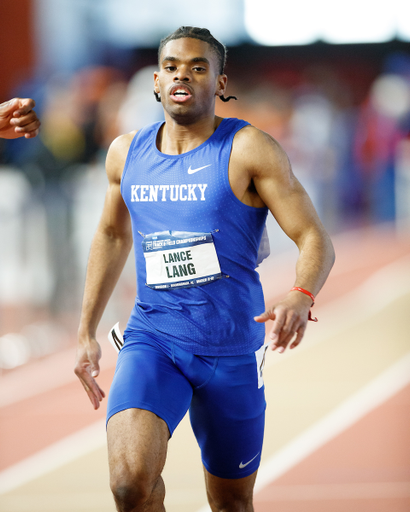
[107,329,267,479]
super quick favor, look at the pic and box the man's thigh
[107,408,169,483]
[107,331,193,435]
[189,351,266,480]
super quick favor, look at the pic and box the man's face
[154,37,227,123]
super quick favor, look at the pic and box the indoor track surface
[1,224,409,512]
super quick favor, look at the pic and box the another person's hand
[74,337,105,410]
[0,97,41,139]
[254,291,313,353]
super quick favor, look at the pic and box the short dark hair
[158,26,227,74]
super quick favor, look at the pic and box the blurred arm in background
[0,98,41,139]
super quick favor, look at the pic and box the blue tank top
[121,117,268,356]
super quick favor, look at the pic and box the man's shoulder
[106,131,138,182]
[231,124,290,179]
[109,130,138,155]
[233,124,283,155]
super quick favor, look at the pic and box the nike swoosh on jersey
[239,453,260,469]
[187,164,211,174]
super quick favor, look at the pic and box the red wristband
[291,287,315,304]
[290,287,318,322]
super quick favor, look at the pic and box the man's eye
[165,66,176,71]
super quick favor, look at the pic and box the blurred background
[0,1,409,511]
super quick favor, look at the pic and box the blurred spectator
[117,66,164,135]
[3,67,127,317]
[353,73,410,223]
[2,48,410,364]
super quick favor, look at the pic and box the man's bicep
[98,182,132,239]
[98,139,131,238]
[97,135,133,239]
[253,150,324,245]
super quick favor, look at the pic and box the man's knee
[107,409,169,510]
[207,491,253,512]
[110,474,149,509]
[110,468,164,511]
[204,469,256,512]
[206,477,254,512]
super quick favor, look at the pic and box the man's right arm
[74,132,136,409]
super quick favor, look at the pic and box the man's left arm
[0,98,41,139]
[245,128,335,353]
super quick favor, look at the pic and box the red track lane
[0,225,410,509]
[255,384,410,512]
[0,366,114,472]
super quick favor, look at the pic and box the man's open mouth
[173,89,189,97]
[170,85,193,102]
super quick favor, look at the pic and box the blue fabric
[107,329,266,479]
[121,118,268,356]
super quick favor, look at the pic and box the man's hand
[0,98,41,139]
[254,292,313,353]
[74,338,105,410]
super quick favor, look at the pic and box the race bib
[142,231,223,290]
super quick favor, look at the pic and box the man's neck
[157,115,222,155]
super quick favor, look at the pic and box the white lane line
[265,253,410,368]
[255,351,410,492]
[195,352,410,512]
[1,330,409,505]
[0,420,106,495]
[1,243,409,503]
[314,253,410,325]
[0,339,117,408]
[1,233,407,408]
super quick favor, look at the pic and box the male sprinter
[0,97,40,139]
[75,27,335,512]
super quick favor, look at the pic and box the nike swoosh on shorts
[239,453,259,469]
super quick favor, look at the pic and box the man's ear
[153,71,160,94]
[216,74,228,97]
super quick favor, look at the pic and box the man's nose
[174,66,191,82]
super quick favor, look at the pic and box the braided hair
[155,26,237,103]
